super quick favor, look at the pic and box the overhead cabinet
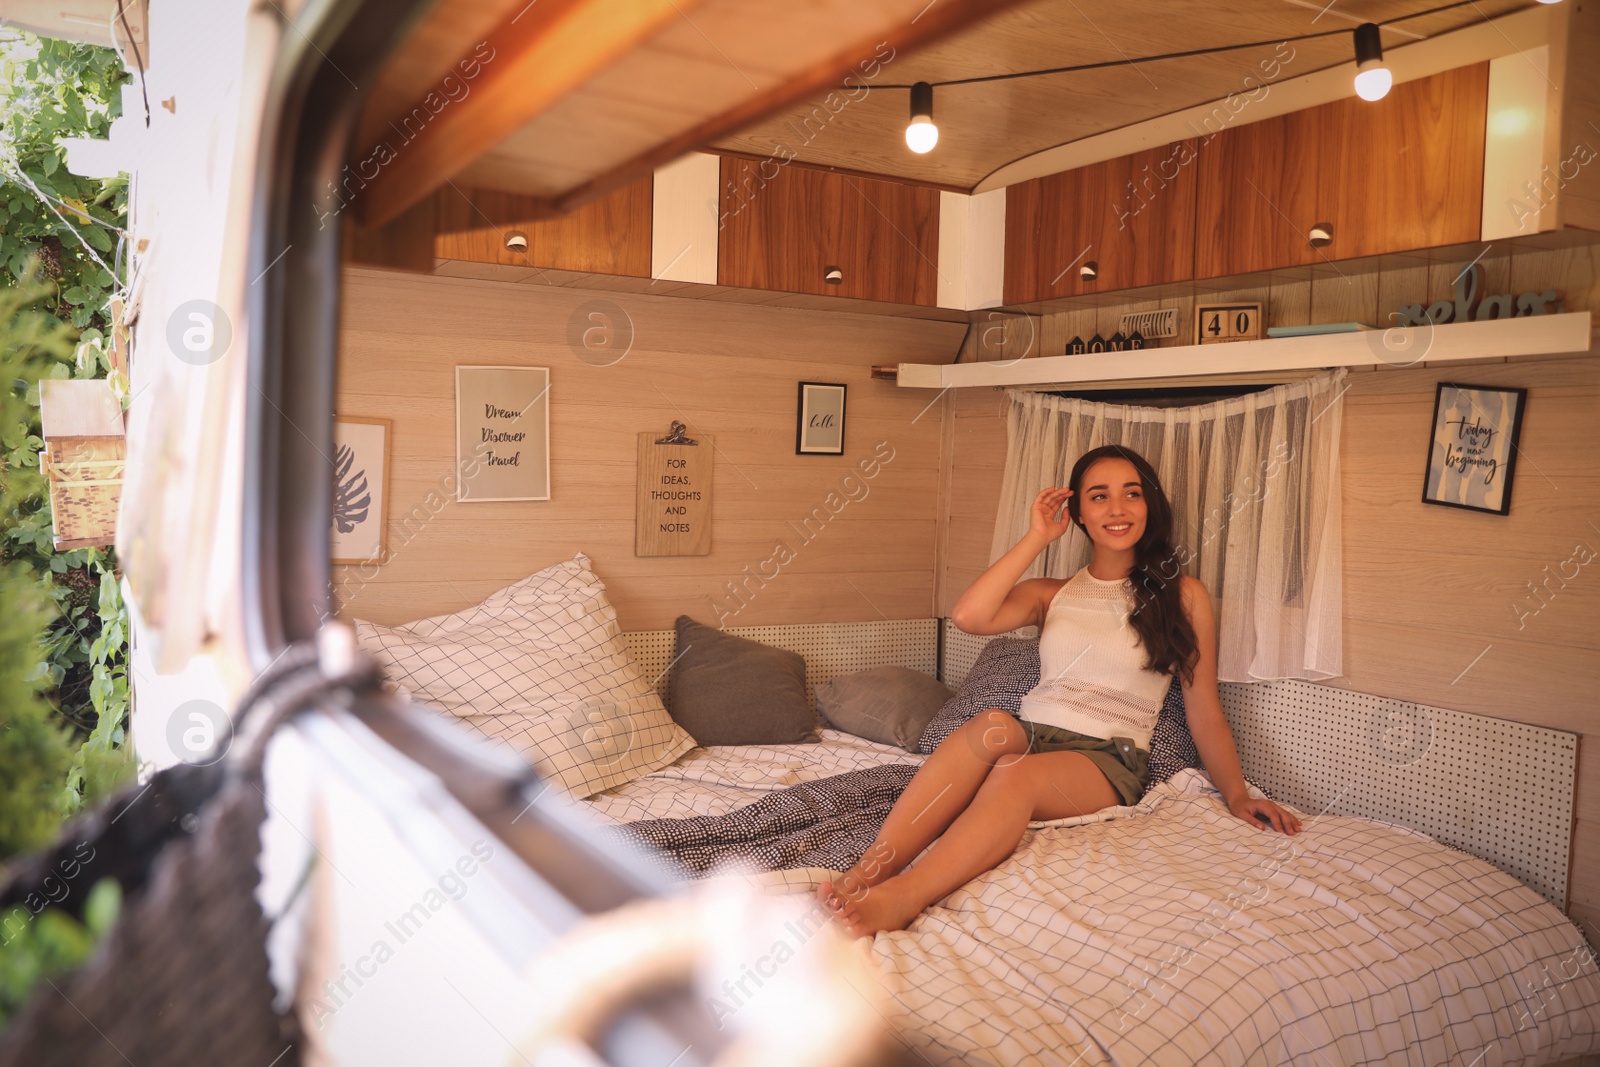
[433,177,655,276]
[1004,64,1493,304]
[1194,62,1489,278]
[1004,140,1199,303]
[345,176,656,276]
[716,157,941,306]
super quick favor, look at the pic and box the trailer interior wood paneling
[334,267,964,631]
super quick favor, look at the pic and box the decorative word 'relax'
[1390,263,1562,327]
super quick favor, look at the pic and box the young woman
[817,444,1302,938]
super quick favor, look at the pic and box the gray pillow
[668,616,819,745]
[816,666,954,751]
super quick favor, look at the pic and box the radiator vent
[1119,308,1179,339]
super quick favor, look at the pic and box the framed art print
[796,381,846,455]
[455,365,551,502]
[1422,382,1526,515]
[330,416,390,564]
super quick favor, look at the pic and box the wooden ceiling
[710,0,1535,190]
[350,0,1029,226]
[353,0,1534,224]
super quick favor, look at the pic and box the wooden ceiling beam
[354,0,704,229]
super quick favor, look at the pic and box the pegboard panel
[939,620,1037,689]
[624,619,939,711]
[1220,679,1578,908]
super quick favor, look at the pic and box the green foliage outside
[0,877,121,1030]
[0,30,136,1032]
[0,284,79,857]
[0,31,136,853]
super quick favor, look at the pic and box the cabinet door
[1194,112,1322,278]
[1319,62,1488,260]
[433,177,653,275]
[841,173,940,305]
[1195,63,1489,277]
[717,157,829,293]
[1004,141,1198,304]
[717,157,939,305]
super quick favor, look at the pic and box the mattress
[582,729,1600,1067]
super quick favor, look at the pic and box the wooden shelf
[895,312,1594,389]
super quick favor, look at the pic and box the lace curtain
[988,367,1347,682]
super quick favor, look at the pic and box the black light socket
[909,81,934,123]
[1353,22,1383,67]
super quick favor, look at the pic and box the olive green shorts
[1020,720,1151,808]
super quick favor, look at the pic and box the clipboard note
[636,422,712,556]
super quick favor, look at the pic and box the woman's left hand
[1228,795,1302,835]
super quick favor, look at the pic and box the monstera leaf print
[333,443,371,534]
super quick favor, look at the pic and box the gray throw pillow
[815,666,954,751]
[668,616,819,745]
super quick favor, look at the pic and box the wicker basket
[39,436,124,550]
[38,379,125,551]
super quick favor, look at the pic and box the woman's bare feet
[817,839,901,907]
[815,875,926,939]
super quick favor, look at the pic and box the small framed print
[455,365,551,502]
[1195,302,1264,345]
[330,416,390,564]
[1422,382,1526,515]
[796,381,846,455]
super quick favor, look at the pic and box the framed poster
[1422,382,1526,515]
[455,365,550,502]
[330,416,390,564]
[796,381,846,455]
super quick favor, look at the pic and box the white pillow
[354,552,696,798]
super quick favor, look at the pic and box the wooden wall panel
[1004,140,1198,304]
[717,157,940,306]
[943,241,1600,930]
[433,176,653,275]
[335,266,964,631]
[936,388,1010,616]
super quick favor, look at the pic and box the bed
[580,726,1600,1066]
[354,556,1600,1067]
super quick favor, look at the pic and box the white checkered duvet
[583,730,1600,1067]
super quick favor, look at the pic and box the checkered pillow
[354,552,696,798]
[918,637,1202,786]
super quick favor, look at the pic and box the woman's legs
[820,749,1120,938]
[822,710,1028,901]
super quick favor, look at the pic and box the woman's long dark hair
[1065,445,1200,685]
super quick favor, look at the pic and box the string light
[1352,23,1392,102]
[906,82,937,154]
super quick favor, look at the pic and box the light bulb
[1351,23,1389,102]
[1354,62,1392,102]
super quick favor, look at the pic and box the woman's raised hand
[1028,487,1074,542]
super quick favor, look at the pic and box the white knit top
[1016,566,1173,750]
